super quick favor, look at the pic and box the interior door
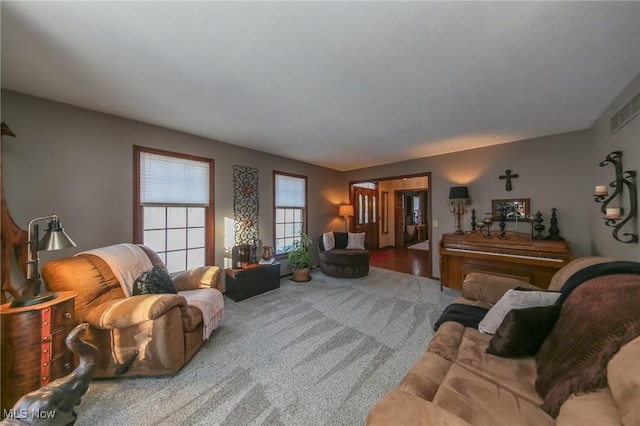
[353,186,379,249]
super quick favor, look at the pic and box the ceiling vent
[610,91,640,134]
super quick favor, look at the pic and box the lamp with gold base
[338,204,354,232]
[448,187,470,235]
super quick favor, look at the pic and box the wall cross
[499,169,519,191]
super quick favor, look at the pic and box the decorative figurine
[0,323,99,426]
[545,207,565,241]
[532,211,545,240]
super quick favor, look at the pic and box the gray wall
[3,71,639,290]
[345,130,594,277]
[1,90,347,286]
[590,73,640,260]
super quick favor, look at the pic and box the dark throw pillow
[133,266,176,295]
[334,232,349,249]
[486,304,561,358]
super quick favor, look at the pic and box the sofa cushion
[455,328,542,405]
[346,232,366,249]
[398,351,454,401]
[486,304,561,358]
[556,388,622,425]
[432,364,554,426]
[607,335,640,426]
[478,289,560,334]
[322,231,335,250]
[535,273,640,417]
[366,390,472,426]
[426,321,465,362]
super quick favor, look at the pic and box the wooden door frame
[348,172,433,277]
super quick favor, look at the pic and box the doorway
[396,190,428,246]
[349,173,432,278]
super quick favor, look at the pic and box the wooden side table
[225,262,280,302]
[0,291,77,416]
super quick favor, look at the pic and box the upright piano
[439,232,574,290]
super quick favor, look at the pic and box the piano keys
[438,232,574,290]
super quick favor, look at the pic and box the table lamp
[447,187,470,235]
[10,215,76,308]
[338,204,354,232]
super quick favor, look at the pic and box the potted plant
[287,231,313,282]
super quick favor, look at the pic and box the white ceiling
[2,2,639,171]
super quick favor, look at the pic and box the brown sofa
[366,257,640,426]
[41,244,224,378]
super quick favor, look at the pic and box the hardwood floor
[369,245,432,278]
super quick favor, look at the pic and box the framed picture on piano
[492,198,530,222]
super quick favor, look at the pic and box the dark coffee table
[224,262,281,302]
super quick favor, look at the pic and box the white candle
[606,208,621,219]
[595,185,608,195]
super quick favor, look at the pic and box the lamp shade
[448,186,470,203]
[338,204,354,217]
[38,218,76,251]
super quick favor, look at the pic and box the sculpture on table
[544,207,565,241]
[532,211,546,240]
[0,323,99,426]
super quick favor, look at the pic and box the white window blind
[140,152,210,205]
[275,174,305,207]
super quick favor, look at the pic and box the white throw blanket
[78,243,153,297]
[179,289,225,340]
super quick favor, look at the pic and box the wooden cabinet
[225,262,280,302]
[0,291,77,415]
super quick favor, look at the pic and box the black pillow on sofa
[486,304,561,358]
[133,266,176,295]
[334,232,349,249]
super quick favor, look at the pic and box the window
[134,146,214,272]
[273,172,307,255]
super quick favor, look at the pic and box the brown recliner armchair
[41,244,224,378]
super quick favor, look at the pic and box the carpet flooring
[75,267,459,426]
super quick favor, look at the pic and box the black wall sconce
[593,151,637,243]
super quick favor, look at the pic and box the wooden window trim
[133,145,215,266]
[273,170,308,259]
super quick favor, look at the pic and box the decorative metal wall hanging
[499,169,519,191]
[593,151,637,243]
[233,165,260,246]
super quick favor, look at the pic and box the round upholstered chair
[317,232,370,278]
